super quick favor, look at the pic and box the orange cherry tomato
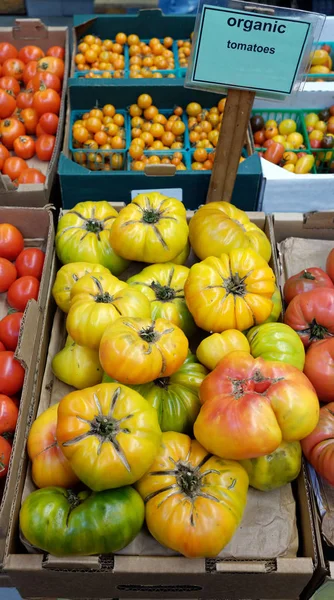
[13,136,36,160]
[18,45,44,64]
[265,126,279,139]
[2,156,28,180]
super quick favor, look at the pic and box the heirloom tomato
[301,403,334,485]
[240,441,301,491]
[188,202,271,262]
[56,383,161,490]
[194,351,319,460]
[196,329,250,371]
[0,436,11,478]
[103,352,207,433]
[173,240,190,265]
[326,248,334,282]
[284,268,334,305]
[27,403,78,488]
[110,192,189,263]
[56,201,129,275]
[66,272,150,349]
[284,288,334,347]
[247,322,305,370]
[184,249,275,332]
[263,286,282,323]
[127,263,196,337]
[52,262,110,313]
[52,336,102,390]
[99,317,189,385]
[0,394,18,434]
[20,485,144,556]
[136,432,248,558]
[303,338,334,402]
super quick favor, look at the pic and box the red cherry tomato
[0,258,17,293]
[0,351,24,396]
[0,89,16,119]
[38,112,59,135]
[0,224,24,261]
[7,276,40,311]
[0,312,23,351]
[0,76,20,96]
[0,43,18,65]
[18,168,46,185]
[2,157,28,181]
[22,60,38,86]
[0,394,18,433]
[0,144,10,171]
[0,436,12,478]
[15,248,45,280]
[2,58,25,81]
[35,134,56,161]
[18,45,44,64]
[46,46,65,60]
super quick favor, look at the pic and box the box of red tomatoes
[0,19,69,208]
[272,210,334,600]
[2,202,324,600]
[0,206,54,581]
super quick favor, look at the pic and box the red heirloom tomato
[301,403,334,485]
[0,43,18,64]
[0,312,23,351]
[15,248,45,279]
[326,248,334,283]
[18,46,44,64]
[0,351,24,395]
[0,436,12,478]
[0,258,17,292]
[0,394,18,433]
[194,351,319,460]
[284,288,334,347]
[7,276,39,311]
[0,89,16,119]
[284,268,334,305]
[0,224,23,260]
[304,338,334,402]
[17,168,46,185]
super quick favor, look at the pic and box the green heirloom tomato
[20,486,144,556]
[240,441,302,491]
[247,322,305,370]
[127,263,196,338]
[263,286,282,324]
[55,201,129,276]
[103,352,208,434]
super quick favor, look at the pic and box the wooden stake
[206,88,255,204]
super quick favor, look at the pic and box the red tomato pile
[0,42,64,184]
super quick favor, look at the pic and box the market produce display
[21,199,326,560]
[307,44,333,79]
[0,41,65,185]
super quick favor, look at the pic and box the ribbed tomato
[284,288,334,347]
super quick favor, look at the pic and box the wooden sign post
[186,2,314,205]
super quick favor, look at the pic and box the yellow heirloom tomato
[184,248,275,332]
[56,383,162,491]
[127,263,196,337]
[52,335,103,389]
[110,192,189,263]
[196,329,250,371]
[136,432,249,558]
[189,201,271,262]
[99,317,189,385]
[52,262,110,313]
[66,272,151,349]
[55,201,129,275]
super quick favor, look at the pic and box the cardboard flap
[13,19,48,40]
[15,299,40,370]
[0,174,15,193]
[6,554,44,570]
[217,560,275,573]
[303,211,334,229]
[276,557,314,574]
[114,556,205,574]
[44,555,100,570]
[144,164,176,177]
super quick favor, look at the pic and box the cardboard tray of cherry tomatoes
[0,19,69,207]
[0,206,54,574]
[2,205,324,600]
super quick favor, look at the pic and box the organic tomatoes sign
[187,2,321,98]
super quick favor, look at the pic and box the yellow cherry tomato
[286,132,304,148]
[314,120,327,133]
[283,151,298,165]
[283,163,296,173]
[278,119,297,136]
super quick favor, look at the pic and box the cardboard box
[272,211,334,600]
[0,207,54,575]
[3,208,323,599]
[0,19,69,208]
